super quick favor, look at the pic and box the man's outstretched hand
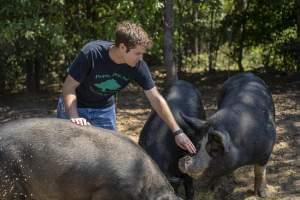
[175,132,196,154]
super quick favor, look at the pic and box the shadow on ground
[0,70,299,199]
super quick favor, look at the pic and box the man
[57,21,196,154]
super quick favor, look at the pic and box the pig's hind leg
[254,164,267,197]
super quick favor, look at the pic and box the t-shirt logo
[93,79,121,93]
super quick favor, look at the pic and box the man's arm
[62,75,90,126]
[144,87,196,154]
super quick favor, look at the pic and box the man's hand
[175,133,196,154]
[70,118,91,126]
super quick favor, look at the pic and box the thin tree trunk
[296,0,300,71]
[237,46,244,72]
[237,22,245,72]
[86,0,96,21]
[296,0,300,39]
[164,0,177,86]
[34,58,40,92]
[194,8,199,67]
[25,60,35,92]
[233,0,247,72]
[25,57,41,93]
[0,62,5,92]
[208,6,215,72]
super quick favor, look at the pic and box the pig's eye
[205,139,224,158]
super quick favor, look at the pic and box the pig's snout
[178,156,193,174]
[178,155,208,178]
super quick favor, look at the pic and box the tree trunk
[232,0,247,72]
[208,7,214,72]
[0,80,5,94]
[25,58,41,93]
[296,0,300,39]
[294,0,300,71]
[86,0,96,21]
[25,60,35,92]
[34,58,40,92]
[0,63,5,93]
[194,8,199,68]
[237,22,245,72]
[164,0,177,86]
[237,46,244,72]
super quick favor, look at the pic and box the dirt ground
[0,70,299,200]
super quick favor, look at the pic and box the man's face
[121,44,146,67]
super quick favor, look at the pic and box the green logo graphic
[94,79,121,92]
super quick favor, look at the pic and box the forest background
[0,0,299,93]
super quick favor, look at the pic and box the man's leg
[57,96,116,130]
[86,105,116,130]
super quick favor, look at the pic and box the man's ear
[119,43,128,52]
[179,112,208,133]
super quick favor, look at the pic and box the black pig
[139,80,206,200]
[178,73,276,197]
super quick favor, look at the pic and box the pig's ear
[206,130,230,157]
[179,112,208,132]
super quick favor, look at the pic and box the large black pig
[139,80,206,200]
[0,118,182,200]
[178,73,276,197]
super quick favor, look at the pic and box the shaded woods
[0,0,299,93]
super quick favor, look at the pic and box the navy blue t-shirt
[68,40,155,108]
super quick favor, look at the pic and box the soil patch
[0,70,299,199]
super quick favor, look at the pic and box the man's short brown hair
[115,21,153,51]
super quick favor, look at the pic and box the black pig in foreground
[0,118,182,200]
[139,80,206,200]
[178,73,276,197]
